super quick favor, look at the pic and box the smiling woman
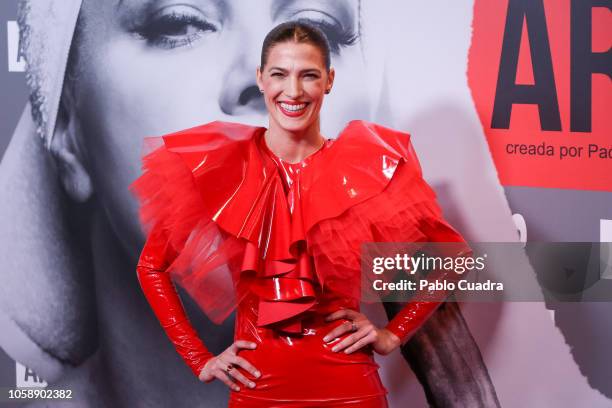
[129,21,482,407]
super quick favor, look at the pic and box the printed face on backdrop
[70,0,367,257]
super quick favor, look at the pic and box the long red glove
[385,301,442,345]
[136,223,215,377]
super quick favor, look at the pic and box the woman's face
[256,41,334,134]
[72,0,369,258]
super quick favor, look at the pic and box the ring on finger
[350,320,358,332]
[225,363,235,379]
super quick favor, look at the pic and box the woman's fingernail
[331,346,338,352]
[255,371,261,378]
[323,336,329,342]
[249,382,255,388]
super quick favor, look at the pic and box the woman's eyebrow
[116,0,228,14]
[269,67,322,74]
[271,0,357,23]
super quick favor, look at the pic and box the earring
[259,89,264,93]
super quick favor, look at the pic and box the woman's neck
[265,118,326,164]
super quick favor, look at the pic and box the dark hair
[260,20,331,73]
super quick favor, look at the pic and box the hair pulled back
[261,20,331,73]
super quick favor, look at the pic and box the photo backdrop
[0,1,610,407]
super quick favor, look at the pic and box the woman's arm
[383,175,471,346]
[136,223,215,377]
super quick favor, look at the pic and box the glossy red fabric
[130,120,469,406]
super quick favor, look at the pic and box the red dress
[130,120,469,407]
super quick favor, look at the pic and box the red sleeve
[384,301,442,345]
[136,222,215,377]
[383,174,471,345]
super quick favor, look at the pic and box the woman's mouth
[277,101,309,117]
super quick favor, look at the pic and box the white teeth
[279,102,307,112]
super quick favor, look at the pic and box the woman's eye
[135,9,218,49]
[293,16,359,54]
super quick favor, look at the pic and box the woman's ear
[256,66,263,91]
[49,88,93,203]
[326,67,335,94]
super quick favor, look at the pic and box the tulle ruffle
[129,138,250,325]
[307,156,469,304]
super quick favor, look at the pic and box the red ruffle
[129,134,249,326]
[129,120,464,333]
[307,158,471,304]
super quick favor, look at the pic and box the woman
[131,21,472,407]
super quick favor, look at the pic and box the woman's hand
[323,308,401,356]
[198,340,261,391]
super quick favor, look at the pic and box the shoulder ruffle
[304,121,470,303]
[299,120,421,231]
[129,121,261,326]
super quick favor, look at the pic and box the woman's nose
[218,51,266,116]
[284,76,304,99]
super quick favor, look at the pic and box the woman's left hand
[323,308,401,356]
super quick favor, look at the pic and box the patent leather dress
[130,120,470,407]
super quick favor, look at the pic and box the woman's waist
[231,298,386,402]
[234,309,376,361]
[231,327,385,402]
[239,289,358,319]
[236,295,360,340]
[237,311,359,341]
